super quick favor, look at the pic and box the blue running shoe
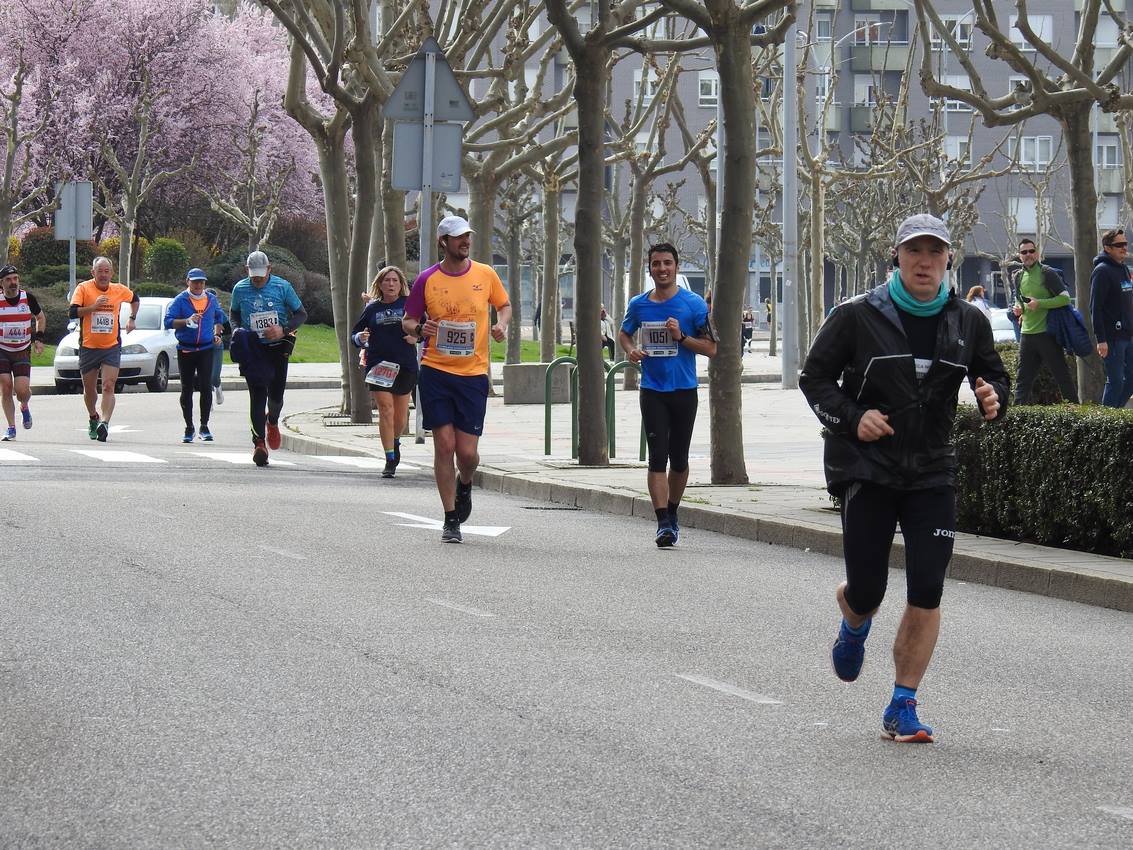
[199,427,213,442]
[668,512,680,543]
[831,617,871,682]
[655,523,677,548]
[182,427,195,444]
[883,697,934,743]
[20,404,31,429]
[2,426,14,441]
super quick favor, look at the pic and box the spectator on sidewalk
[1011,238,1078,404]
[965,285,992,319]
[1089,228,1133,408]
[600,304,616,360]
[742,306,755,352]
[800,213,1009,744]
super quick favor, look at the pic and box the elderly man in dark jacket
[800,214,1009,745]
[1089,227,1133,408]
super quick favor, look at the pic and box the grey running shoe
[455,478,473,523]
[441,519,463,543]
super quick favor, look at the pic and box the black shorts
[79,345,121,374]
[640,388,699,473]
[840,482,955,612]
[0,347,31,378]
[366,364,418,396]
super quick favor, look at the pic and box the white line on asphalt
[194,452,296,466]
[427,598,496,618]
[316,456,419,470]
[70,450,166,464]
[382,511,510,537]
[675,674,783,705]
[260,546,305,561]
[1098,805,1133,821]
[0,448,38,462]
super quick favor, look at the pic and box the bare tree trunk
[708,22,752,484]
[506,218,522,364]
[540,182,560,363]
[368,115,386,280]
[381,128,406,273]
[610,234,627,362]
[623,180,648,391]
[118,216,134,286]
[571,50,609,465]
[1063,108,1105,403]
[808,175,825,344]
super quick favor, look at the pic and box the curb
[281,424,1133,615]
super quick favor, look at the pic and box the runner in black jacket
[800,214,1009,744]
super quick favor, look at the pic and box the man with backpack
[1011,238,1078,404]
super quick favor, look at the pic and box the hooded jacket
[799,283,1010,495]
[1088,252,1133,345]
[163,289,225,352]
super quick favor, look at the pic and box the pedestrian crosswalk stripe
[195,451,296,466]
[317,456,419,470]
[0,448,38,462]
[70,450,166,464]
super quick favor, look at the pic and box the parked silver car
[53,296,180,392]
[988,308,1018,344]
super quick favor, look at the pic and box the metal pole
[781,24,799,388]
[414,51,438,444]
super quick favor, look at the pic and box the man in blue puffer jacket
[164,268,226,442]
[1089,228,1133,407]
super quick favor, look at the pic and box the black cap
[0,265,17,278]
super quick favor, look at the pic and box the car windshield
[120,303,163,330]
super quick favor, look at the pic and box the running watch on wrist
[413,323,423,337]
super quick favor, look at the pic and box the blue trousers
[1101,337,1133,408]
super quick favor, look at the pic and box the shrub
[995,341,1076,405]
[167,227,218,269]
[203,244,306,291]
[7,236,18,266]
[98,235,151,278]
[21,226,96,270]
[131,281,182,298]
[22,264,74,289]
[271,217,330,274]
[143,237,190,284]
[27,286,74,344]
[953,404,1133,557]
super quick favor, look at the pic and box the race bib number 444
[640,321,678,357]
[436,320,476,356]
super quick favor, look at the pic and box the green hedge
[954,404,1133,557]
[143,237,190,284]
[131,281,182,298]
[21,264,74,289]
[20,226,97,270]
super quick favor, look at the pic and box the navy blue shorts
[418,365,489,435]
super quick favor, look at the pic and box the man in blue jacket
[229,251,307,467]
[1089,228,1133,407]
[165,268,225,442]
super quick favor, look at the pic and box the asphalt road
[1,390,1131,848]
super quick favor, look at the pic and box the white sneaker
[214,384,224,405]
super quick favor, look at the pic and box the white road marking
[70,450,166,464]
[260,546,305,561]
[194,452,296,466]
[675,674,783,705]
[1098,805,1133,821]
[427,598,496,618]
[0,448,38,461]
[317,456,419,470]
[382,511,510,537]
[74,424,140,434]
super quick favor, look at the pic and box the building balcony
[851,0,911,10]
[1096,168,1126,195]
[813,104,843,132]
[849,44,911,73]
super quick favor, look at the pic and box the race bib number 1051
[640,321,678,357]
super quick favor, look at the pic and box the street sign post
[55,180,94,300]
[387,37,473,443]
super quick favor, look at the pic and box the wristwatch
[413,323,423,337]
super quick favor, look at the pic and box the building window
[632,68,660,105]
[815,67,832,103]
[1100,194,1122,228]
[815,13,833,42]
[698,71,718,107]
[634,132,654,156]
[944,136,972,166]
[1097,137,1121,169]
[1009,197,1039,233]
[943,75,972,112]
[1009,15,1053,51]
[759,76,773,101]
[853,75,878,106]
[931,15,973,50]
[1008,135,1054,170]
[854,16,887,46]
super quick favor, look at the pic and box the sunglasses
[1110,242,1129,249]
[1019,249,1036,255]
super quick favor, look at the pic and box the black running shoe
[382,459,396,478]
[455,478,473,523]
[441,519,463,543]
[95,421,109,442]
[655,523,677,548]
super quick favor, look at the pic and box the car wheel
[146,353,169,392]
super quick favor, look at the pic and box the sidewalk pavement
[276,344,1133,615]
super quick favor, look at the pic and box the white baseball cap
[246,250,270,275]
[437,215,473,238]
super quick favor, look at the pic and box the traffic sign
[390,122,463,191]
[385,37,474,122]
[55,181,93,241]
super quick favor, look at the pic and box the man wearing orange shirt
[69,257,139,442]
[402,216,511,543]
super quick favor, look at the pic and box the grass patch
[31,345,56,367]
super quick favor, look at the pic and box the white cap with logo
[246,250,270,275]
[895,214,951,247]
[437,215,473,238]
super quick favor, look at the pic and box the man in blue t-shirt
[619,242,717,548]
[229,250,307,467]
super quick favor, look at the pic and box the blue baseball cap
[186,268,207,281]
